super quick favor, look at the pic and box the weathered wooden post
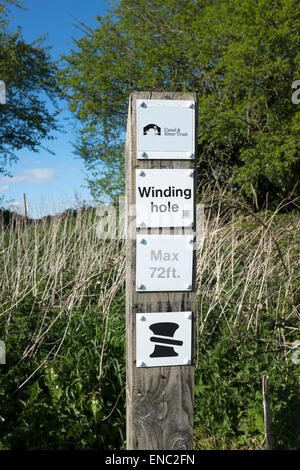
[125,91,197,450]
[262,375,272,450]
[23,193,28,219]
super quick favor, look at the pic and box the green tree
[0,0,60,175]
[58,0,300,207]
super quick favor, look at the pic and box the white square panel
[137,99,195,160]
[136,311,192,367]
[136,234,194,292]
[136,169,194,228]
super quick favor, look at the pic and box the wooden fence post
[262,375,272,450]
[23,193,28,219]
[125,91,197,450]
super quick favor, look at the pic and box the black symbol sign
[143,123,161,136]
[149,322,183,358]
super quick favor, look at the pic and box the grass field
[0,199,299,450]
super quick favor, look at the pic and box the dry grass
[196,197,300,367]
[0,208,125,388]
[0,195,299,449]
[1,200,299,374]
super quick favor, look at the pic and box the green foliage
[0,0,60,174]
[0,208,299,449]
[0,283,126,449]
[193,208,300,449]
[0,208,126,449]
[58,0,300,207]
[194,322,300,449]
[0,307,126,450]
[197,0,300,208]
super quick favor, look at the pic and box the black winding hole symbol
[143,123,161,136]
[149,322,183,358]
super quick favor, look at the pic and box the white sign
[136,311,192,367]
[136,234,194,292]
[136,99,195,160]
[0,80,6,105]
[136,169,194,228]
[0,340,5,364]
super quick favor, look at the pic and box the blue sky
[1,0,111,218]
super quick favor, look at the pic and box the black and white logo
[149,322,183,358]
[143,123,161,136]
[136,311,192,367]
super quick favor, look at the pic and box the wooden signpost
[125,92,197,450]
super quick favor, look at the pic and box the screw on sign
[136,234,194,292]
[137,99,195,160]
[136,312,192,368]
[135,169,194,228]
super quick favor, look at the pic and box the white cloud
[0,168,56,184]
[9,202,23,210]
[0,184,9,191]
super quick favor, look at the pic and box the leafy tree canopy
[58,0,300,208]
[0,0,60,175]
